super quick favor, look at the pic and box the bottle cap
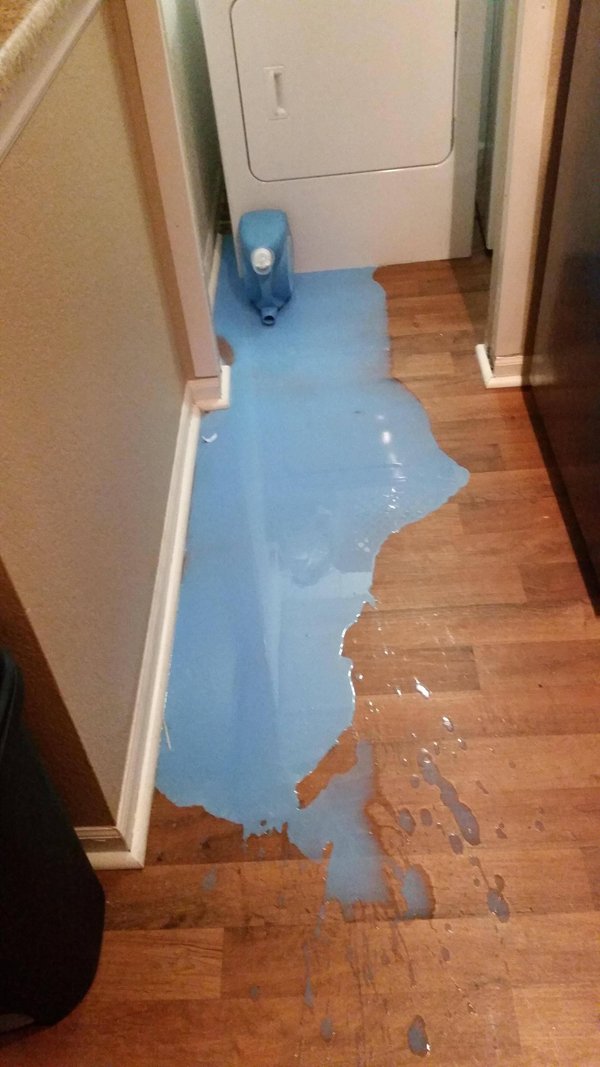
[251,247,274,274]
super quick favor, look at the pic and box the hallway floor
[5,249,600,1065]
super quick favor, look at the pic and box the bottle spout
[260,306,278,326]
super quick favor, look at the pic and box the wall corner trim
[125,0,221,379]
[189,364,231,413]
[79,384,200,870]
[475,343,524,389]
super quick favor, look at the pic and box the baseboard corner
[475,344,524,389]
[188,363,231,412]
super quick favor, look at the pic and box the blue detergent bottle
[238,210,294,325]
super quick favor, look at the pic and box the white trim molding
[475,343,523,389]
[0,0,101,164]
[487,0,563,365]
[189,364,231,413]
[187,235,231,412]
[79,385,201,869]
[124,0,221,379]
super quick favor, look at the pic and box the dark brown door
[529,0,600,581]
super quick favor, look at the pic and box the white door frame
[129,0,564,391]
[478,0,569,388]
[3,0,562,394]
[125,0,222,388]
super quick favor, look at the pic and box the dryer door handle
[265,66,287,120]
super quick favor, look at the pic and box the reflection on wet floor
[158,237,468,906]
[6,236,600,1067]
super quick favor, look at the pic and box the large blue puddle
[158,239,468,905]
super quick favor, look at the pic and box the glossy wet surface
[6,249,600,1066]
[158,239,467,905]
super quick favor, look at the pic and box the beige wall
[0,4,185,818]
[0,559,112,826]
[159,0,222,275]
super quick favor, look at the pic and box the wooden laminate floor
[5,250,600,1066]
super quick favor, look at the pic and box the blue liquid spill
[408,1015,431,1058]
[303,942,314,1008]
[320,1017,335,1042]
[158,238,468,905]
[393,863,435,920]
[290,740,385,903]
[201,867,217,892]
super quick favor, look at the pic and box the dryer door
[231,0,457,182]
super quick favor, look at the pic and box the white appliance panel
[231,0,457,181]
[198,0,486,270]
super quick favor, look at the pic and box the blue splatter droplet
[201,868,217,892]
[320,1017,334,1042]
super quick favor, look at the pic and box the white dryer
[198,0,486,271]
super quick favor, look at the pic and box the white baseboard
[77,825,123,844]
[189,363,231,412]
[79,385,200,869]
[475,343,524,389]
[78,826,141,870]
[186,235,230,412]
[86,847,144,871]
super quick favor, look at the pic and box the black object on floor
[0,649,105,1028]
